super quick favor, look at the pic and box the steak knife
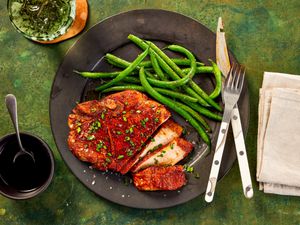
[216,17,253,199]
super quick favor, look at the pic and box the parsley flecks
[122,111,127,114]
[124,136,130,141]
[107,152,112,157]
[105,158,111,163]
[184,165,194,173]
[87,135,95,141]
[151,138,155,142]
[154,158,158,164]
[154,118,159,123]
[117,155,124,160]
[76,127,81,133]
[116,131,122,135]
[170,143,175,149]
[123,115,127,122]
[129,127,134,133]
[101,112,105,120]
[127,150,133,156]
[136,110,141,114]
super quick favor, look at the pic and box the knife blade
[216,17,253,199]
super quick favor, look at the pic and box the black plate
[50,9,249,209]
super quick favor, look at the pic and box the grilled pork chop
[68,90,170,172]
[133,165,187,191]
[131,137,193,173]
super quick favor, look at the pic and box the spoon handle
[5,94,24,150]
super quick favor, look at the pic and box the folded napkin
[257,72,300,196]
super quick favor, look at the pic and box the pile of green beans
[75,34,224,147]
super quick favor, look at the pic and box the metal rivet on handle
[207,192,212,196]
[214,160,219,165]
[221,129,226,133]
[233,115,238,120]
[239,151,244,156]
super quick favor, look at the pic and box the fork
[205,63,245,203]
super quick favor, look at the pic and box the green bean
[161,43,222,111]
[166,44,197,79]
[74,70,122,79]
[95,48,148,91]
[182,66,214,74]
[173,101,211,132]
[139,67,211,146]
[146,73,191,88]
[123,77,140,84]
[106,52,203,68]
[153,50,209,106]
[185,101,222,121]
[149,49,167,80]
[209,59,222,99]
[101,85,198,103]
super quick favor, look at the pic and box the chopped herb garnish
[107,152,112,157]
[127,150,133,156]
[157,153,164,157]
[136,110,141,114]
[151,138,155,142]
[129,140,135,147]
[117,155,124,160]
[129,127,134,133]
[123,115,127,122]
[125,101,128,105]
[101,112,105,120]
[140,117,149,127]
[122,111,127,114]
[105,158,111,163]
[116,131,122,135]
[91,108,96,112]
[76,127,81,133]
[156,110,161,114]
[184,165,194,173]
[162,150,166,153]
[170,143,175,149]
[154,158,158,164]
[125,136,130,141]
[96,140,104,151]
[154,118,159,123]
[87,135,95,141]
[182,128,187,135]
[125,129,129,134]
[103,145,107,149]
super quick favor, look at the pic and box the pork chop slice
[123,119,183,174]
[133,165,186,191]
[131,137,193,173]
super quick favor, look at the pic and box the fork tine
[238,66,246,91]
[231,63,238,89]
[234,65,242,90]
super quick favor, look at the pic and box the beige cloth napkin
[257,72,300,196]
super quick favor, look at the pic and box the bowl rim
[0,132,55,200]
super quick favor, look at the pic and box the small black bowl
[0,132,54,200]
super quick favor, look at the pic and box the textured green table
[0,1,300,224]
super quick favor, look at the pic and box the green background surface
[0,0,300,224]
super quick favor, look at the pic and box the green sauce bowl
[7,0,76,42]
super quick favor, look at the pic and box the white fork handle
[231,105,253,198]
[205,120,230,203]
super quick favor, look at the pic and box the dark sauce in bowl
[0,133,54,199]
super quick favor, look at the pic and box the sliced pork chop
[68,90,170,172]
[124,119,183,174]
[131,137,193,173]
[133,165,187,191]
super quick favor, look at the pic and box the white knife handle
[205,121,229,203]
[231,105,253,198]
